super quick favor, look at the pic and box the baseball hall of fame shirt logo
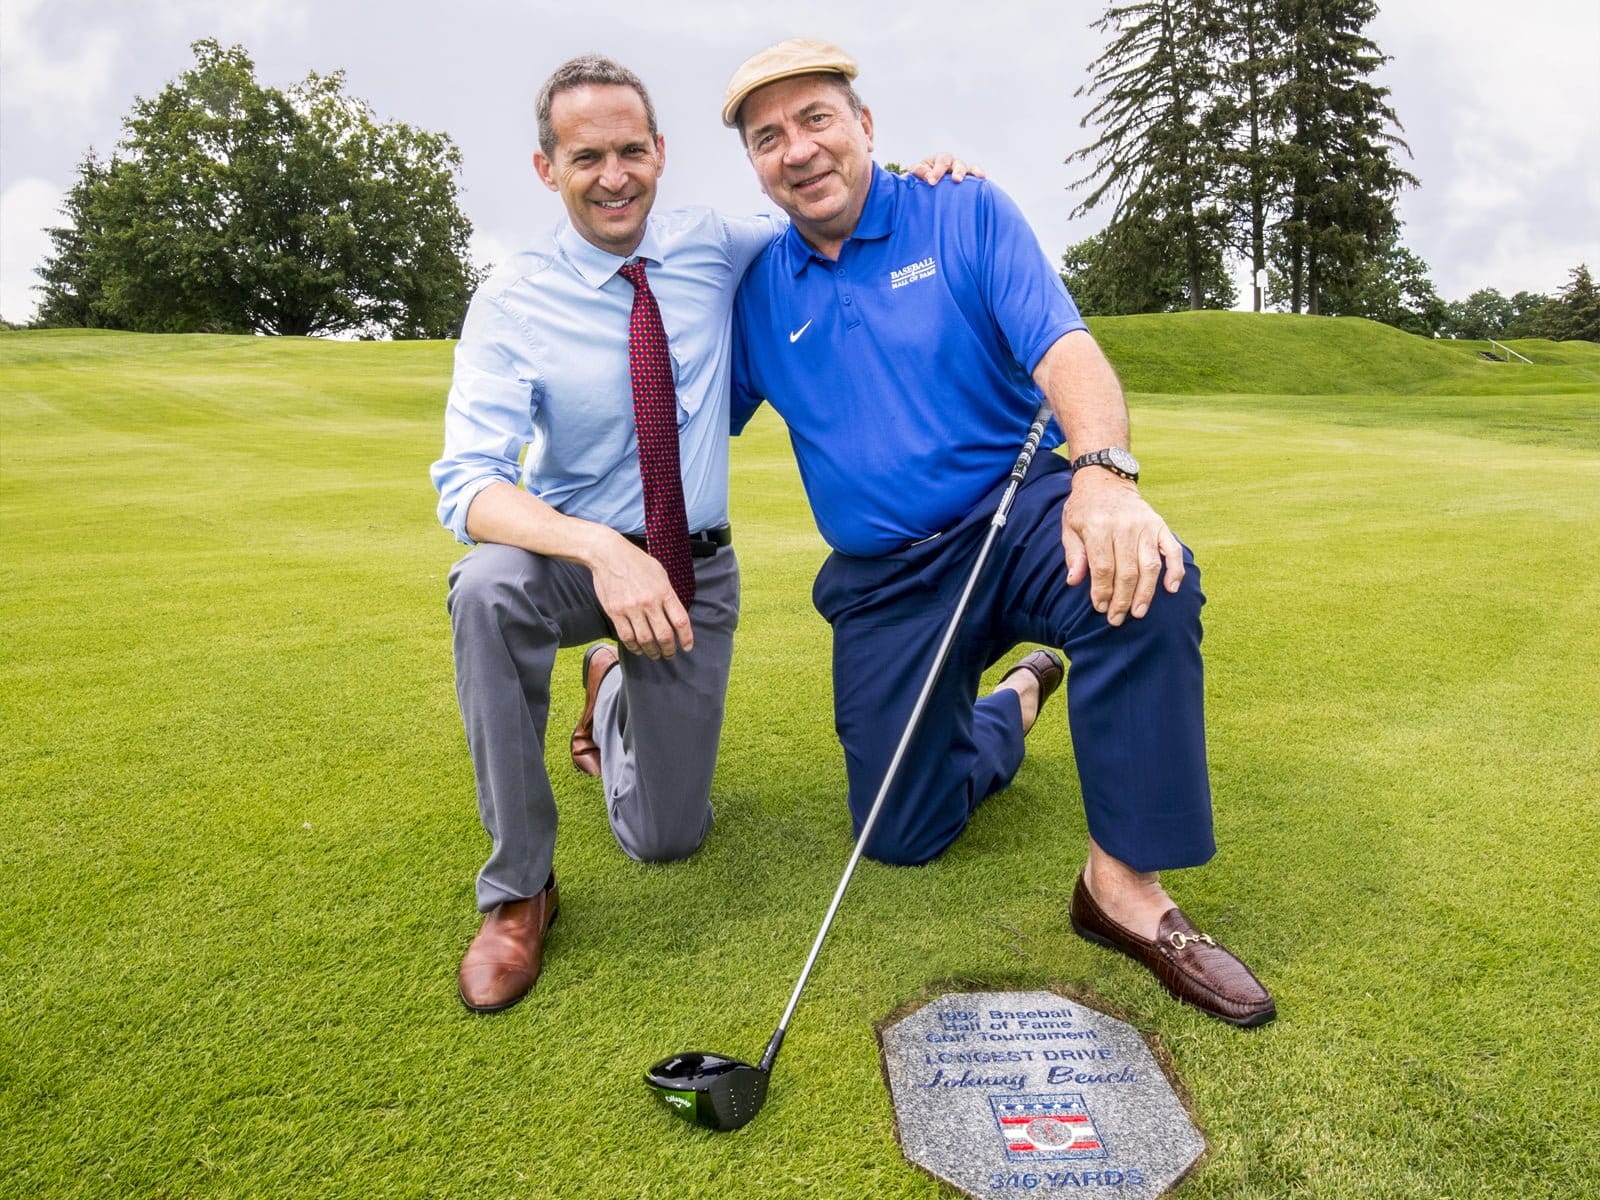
[889,256,938,289]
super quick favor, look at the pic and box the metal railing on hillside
[1488,338,1534,364]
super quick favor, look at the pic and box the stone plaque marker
[878,991,1203,1198]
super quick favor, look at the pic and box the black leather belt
[622,524,732,558]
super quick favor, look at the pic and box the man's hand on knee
[590,537,694,659]
[1060,471,1185,626]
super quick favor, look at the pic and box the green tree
[1061,208,1237,315]
[1068,0,1233,310]
[35,40,477,338]
[1502,290,1553,339]
[1270,0,1415,314]
[1215,0,1291,311]
[33,153,127,329]
[1535,264,1600,343]
[1303,230,1443,335]
[1439,287,1515,340]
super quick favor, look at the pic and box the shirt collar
[779,163,898,276]
[556,217,665,289]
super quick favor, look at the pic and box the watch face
[1106,447,1139,476]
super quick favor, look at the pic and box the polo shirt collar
[557,217,664,289]
[779,163,898,275]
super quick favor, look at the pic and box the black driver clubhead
[644,1052,769,1132]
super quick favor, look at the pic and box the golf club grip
[1010,403,1054,483]
[763,401,1057,1071]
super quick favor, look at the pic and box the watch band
[1068,447,1140,482]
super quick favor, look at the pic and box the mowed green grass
[2,320,1597,1199]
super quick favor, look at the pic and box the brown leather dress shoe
[1000,648,1064,730]
[458,874,559,1013]
[1069,872,1275,1028]
[570,644,620,777]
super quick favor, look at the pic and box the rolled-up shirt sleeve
[431,292,539,544]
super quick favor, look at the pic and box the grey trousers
[446,542,739,911]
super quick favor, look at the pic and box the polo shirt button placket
[836,266,860,329]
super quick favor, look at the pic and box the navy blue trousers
[812,454,1215,872]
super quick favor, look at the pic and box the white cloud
[0,178,66,324]
[1373,0,1600,297]
[0,0,121,139]
[148,0,312,41]
[467,229,514,277]
[1375,0,1599,151]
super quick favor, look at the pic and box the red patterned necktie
[618,259,695,608]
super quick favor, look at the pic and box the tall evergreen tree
[1068,0,1233,310]
[1534,264,1600,343]
[1214,0,1291,311]
[1269,0,1415,314]
[33,153,125,329]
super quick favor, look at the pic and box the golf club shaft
[759,401,1055,1074]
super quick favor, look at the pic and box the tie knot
[619,260,649,290]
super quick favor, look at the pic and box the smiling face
[739,74,874,258]
[533,84,665,256]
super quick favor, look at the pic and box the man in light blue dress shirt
[432,53,966,1014]
[431,56,772,1014]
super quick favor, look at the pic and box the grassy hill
[1089,310,1600,397]
[2,323,1598,1199]
[8,311,1596,409]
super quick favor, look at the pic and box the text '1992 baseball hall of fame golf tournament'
[878,991,1204,1198]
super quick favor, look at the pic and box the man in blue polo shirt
[723,39,1274,1028]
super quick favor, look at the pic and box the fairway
[2,320,1597,1198]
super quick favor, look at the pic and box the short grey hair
[736,73,863,142]
[536,55,658,157]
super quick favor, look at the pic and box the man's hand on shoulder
[1060,468,1185,627]
[587,534,694,660]
[904,153,985,185]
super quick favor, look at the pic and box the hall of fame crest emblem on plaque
[990,1093,1108,1161]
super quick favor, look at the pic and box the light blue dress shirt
[433,207,782,544]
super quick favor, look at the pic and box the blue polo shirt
[731,165,1086,557]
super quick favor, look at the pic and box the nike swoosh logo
[789,320,812,343]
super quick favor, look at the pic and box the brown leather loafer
[570,644,619,777]
[458,874,559,1013]
[1069,872,1275,1028]
[1000,648,1064,728]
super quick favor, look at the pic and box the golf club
[645,401,1056,1132]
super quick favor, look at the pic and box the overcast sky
[3,0,1597,324]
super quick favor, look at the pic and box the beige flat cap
[721,38,858,128]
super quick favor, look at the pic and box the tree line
[18,29,1596,344]
[1429,269,1599,343]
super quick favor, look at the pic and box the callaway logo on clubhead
[664,1094,691,1110]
